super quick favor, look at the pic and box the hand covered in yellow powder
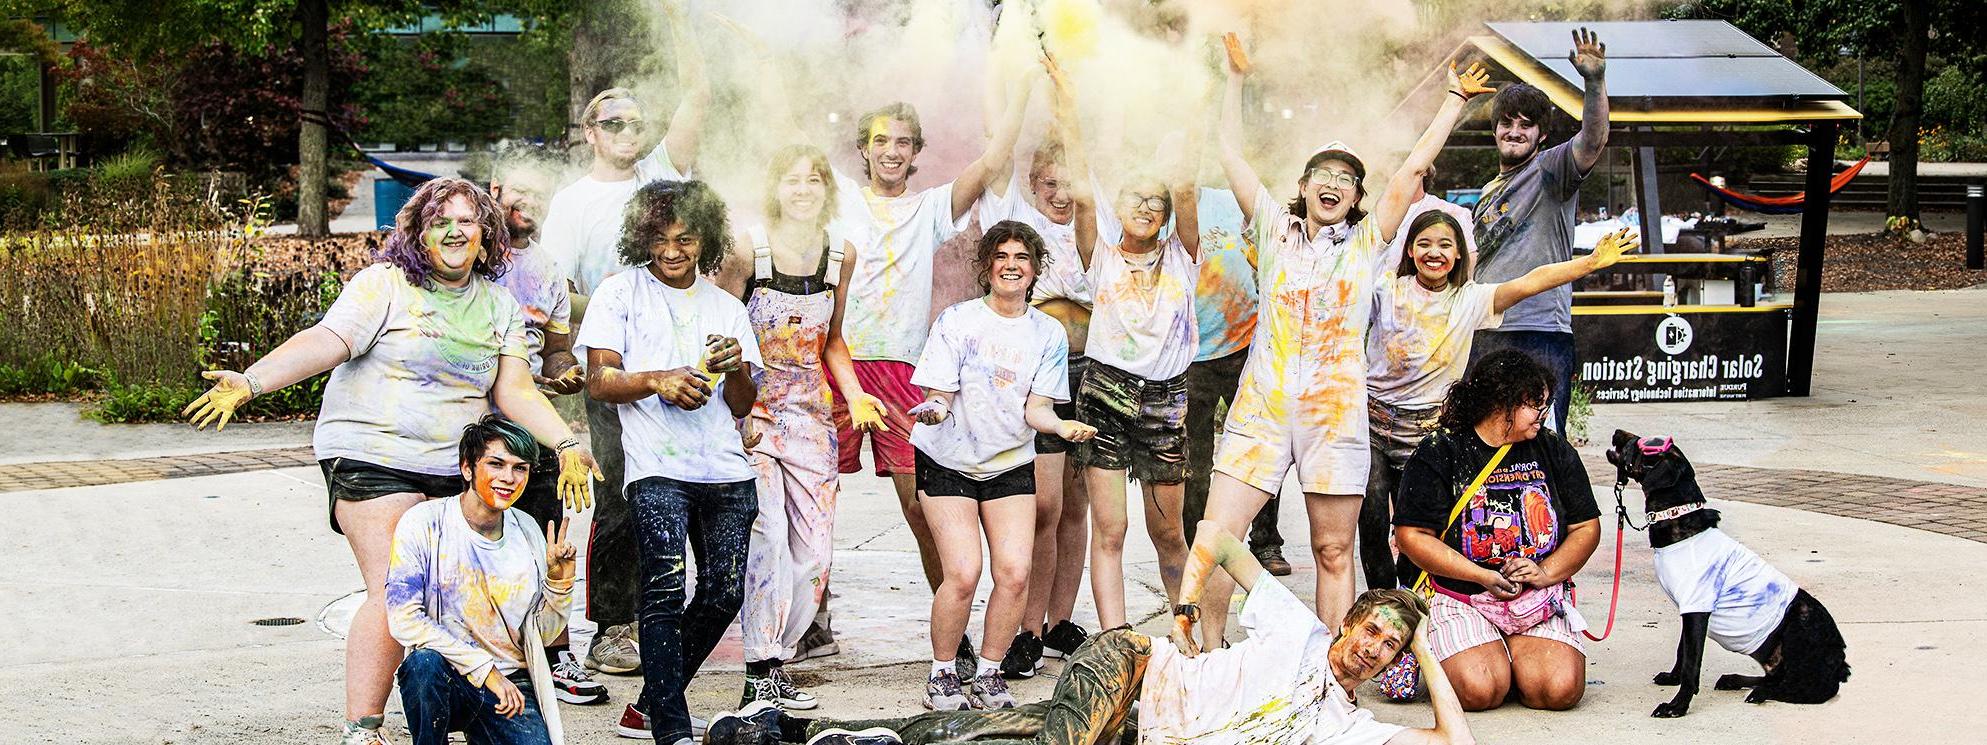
[1448,61,1495,100]
[557,445,602,512]
[849,392,890,433]
[183,370,253,431]
[1590,228,1640,269]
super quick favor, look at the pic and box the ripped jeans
[628,475,757,744]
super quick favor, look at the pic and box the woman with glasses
[182,177,600,745]
[1391,349,1601,712]
[1188,52,1496,646]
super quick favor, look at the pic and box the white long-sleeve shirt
[385,498,570,686]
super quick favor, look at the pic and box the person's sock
[977,655,1002,677]
[930,659,952,678]
[746,658,775,677]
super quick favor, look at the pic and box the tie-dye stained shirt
[1085,234,1198,380]
[1365,276,1503,409]
[1653,528,1797,655]
[576,271,763,486]
[490,238,573,375]
[830,168,968,363]
[1192,188,1257,362]
[908,299,1070,479]
[1137,579,1403,745]
[538,146,686,297]
[385,497,570,686]
[314,264,528,475]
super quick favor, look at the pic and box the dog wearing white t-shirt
[1608,430,1849,718]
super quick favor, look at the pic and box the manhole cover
[252,617,306,626]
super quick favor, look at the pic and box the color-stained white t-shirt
[538,147,686,297]
[909,299,1070,479]
[491,238,573,375]
[1085,234,1199,380]
[975,169,1122,308]
[385,497,569,686]
[314,264,528,475]
[1138,579,1405,745]
[1654,527,1798,655]
[575,270,762,486]
[1365,276,1504,409]
[831,168,968,363]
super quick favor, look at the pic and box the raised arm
[1568,27,1610,174]
[1491,228,1637,313]
[1373,62,1492,245]
[1385,621,1478,745]
[952,61,1038,221]
[658,0,710,171]
[1169,519,1266,656]
[1216,39,1265,228]
[1047,55,1098,269]
[1170,124,1205,260]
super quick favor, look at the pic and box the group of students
[181,11,1646,744]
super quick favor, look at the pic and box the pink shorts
[1425,591,1587,662]
[833,359,920,476]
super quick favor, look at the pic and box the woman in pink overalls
[718,144,884,711]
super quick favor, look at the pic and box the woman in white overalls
[719,144,884,711]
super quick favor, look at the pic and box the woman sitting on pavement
[1393,349,1601,711]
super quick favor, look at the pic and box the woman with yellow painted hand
[1360,225,1637,595]
[182,177,601,745]
[1191,48,1492,648]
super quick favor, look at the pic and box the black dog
[1607,429,1849,718]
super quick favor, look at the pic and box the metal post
[1968,181,1983,271]
[1632,127,1663,255]
[1787,122,1838,397]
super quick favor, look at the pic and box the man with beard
[1465,27,1612,434]
[534,0,710,681]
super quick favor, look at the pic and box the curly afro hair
[617,180,734,277]
[1437,348,1552,433]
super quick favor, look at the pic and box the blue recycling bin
[374,178,415,230]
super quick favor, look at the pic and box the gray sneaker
[337,724,389,745]
[969,669,1017,710]
[923,669,971,711]
[588,623,642,675]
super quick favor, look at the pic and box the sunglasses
[593,118,645,135]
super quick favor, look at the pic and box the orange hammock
[1690,157,1872,215]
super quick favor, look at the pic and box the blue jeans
[397,649,550,745]
[629,475,758,744]
[1468,330,1576,435]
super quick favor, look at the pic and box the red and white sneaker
[551,650,610,705]
[615,703,707,740]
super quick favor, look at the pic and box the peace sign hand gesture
[545,519,577,584]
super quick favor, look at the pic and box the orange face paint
[473,466,524,510]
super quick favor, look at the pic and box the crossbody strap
[1412,443,1511,596]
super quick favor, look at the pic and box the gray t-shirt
[1471,141,1589,333]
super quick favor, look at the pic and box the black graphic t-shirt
[1393,428,1599,595]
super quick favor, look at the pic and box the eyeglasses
[593,118,645,135]
[1121,193,1169,213]
[1305,169,1361,190]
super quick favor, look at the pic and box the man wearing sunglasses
[534,0,712,687]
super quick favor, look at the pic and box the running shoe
[1255,545,1293,577]
[998,631,1042,679]
[805,728,904,745]
[1040,620,1088,660]
[588,622,642,675]
[786,620,840,662]
[969,668,1017,710]
[923,669,971,711]
[704,700,782,745]
[616,704,708,739]
[337,725,390,745]
[551,650,610,704]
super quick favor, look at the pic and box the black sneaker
[954,636,977,682]
[705,700,781,745]
[999,631,1042,679]
[805,728,903,745]
[786,620,840,663]
[1040,621,1088,660]
[1254,545,1293,577]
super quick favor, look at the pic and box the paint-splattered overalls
[740,226,844,662]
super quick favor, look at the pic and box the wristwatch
[1173,603,1199,622]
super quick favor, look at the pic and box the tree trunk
[296,0,331,237]
[566,0,645,146]
[1885,0,1928,223]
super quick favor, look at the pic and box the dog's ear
[1612,429,1638,449]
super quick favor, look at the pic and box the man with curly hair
[578,180,761,745]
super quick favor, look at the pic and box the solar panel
[1485,20,1850,102]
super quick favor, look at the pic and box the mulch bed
[1738,231,1987,294]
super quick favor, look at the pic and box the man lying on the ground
[704,519,1475,745]
[386,415,578,745]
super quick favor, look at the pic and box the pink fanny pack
[1434,581,1570,635]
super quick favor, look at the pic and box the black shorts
[1035,356,1089,458]
[320,457,461,534]
[914,449,1035,502]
